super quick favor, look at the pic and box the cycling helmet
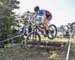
[34,6,39,12]
[26,11,30,13]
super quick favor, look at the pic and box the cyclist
[34,6,52,36]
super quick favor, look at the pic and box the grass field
[0,37,74,52]
[0,37,75,60]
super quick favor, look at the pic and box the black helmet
[34,6,39,12]
[26,11,30,13]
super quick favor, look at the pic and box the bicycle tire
[48,24,57,39]
[25,31,41,51]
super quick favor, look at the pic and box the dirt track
[0,39,75,60]
[0,43,75,60]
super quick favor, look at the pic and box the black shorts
[46,15,52,21]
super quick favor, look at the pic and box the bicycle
[25,13,57,50]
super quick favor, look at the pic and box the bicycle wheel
[48,24,57,39]
[25,31,41,51]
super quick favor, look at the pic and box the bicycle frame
[32,24,46,36]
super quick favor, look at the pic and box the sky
[14,0,75,27]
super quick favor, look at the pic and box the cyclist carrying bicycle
[34,6,52,36]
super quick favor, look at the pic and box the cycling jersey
[39,9,46,15]
[39,9,52,20]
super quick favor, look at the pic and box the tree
[0,0,20,41]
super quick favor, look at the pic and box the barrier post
[66,31,72,60]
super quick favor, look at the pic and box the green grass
[0,37,70,52]
[40,37,68,42]
[0,48,4,53]
[0,43,13,53]
[40,37,49,41]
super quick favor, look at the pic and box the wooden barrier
[27,40,66,47]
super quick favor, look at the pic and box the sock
[28,26,32,33]
[46,30,49,35]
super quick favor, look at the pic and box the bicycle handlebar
[23,12,45,27]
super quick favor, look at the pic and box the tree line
[0,0,20,40]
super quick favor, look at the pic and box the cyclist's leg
[45,19,49,35]
[44,19,49,29]
[42,15,52,28]
[28,25,32,33]
[44,16,52,35]
[42,19,49,36]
